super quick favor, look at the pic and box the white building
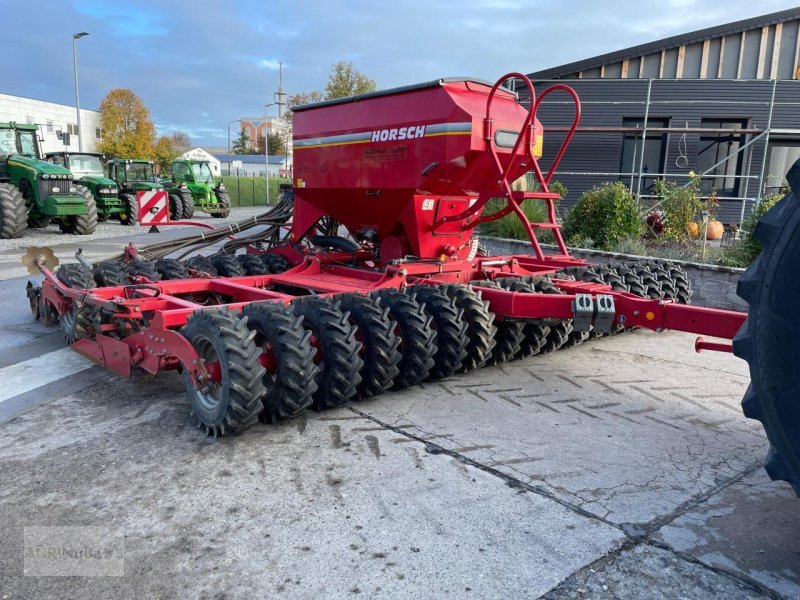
[178,147,222,176]
[0,93,101,154]
[212,153,292,178]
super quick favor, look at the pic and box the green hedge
[220,177,291,207]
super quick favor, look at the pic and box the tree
[256,131,286,156]
[152,136,177,172]
[324,61,376,99]
[232,127,250,154]
[168,131,192,152]
[97,88,156,158]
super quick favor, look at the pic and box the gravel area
[0,207,269,253]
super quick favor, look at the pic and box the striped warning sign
[137,191,169,225]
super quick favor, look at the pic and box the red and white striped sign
[137,191,169,225]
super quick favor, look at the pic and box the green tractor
[45,152,123,222]
[0,122,97,238]
[107,158,188,225]
[167,159,230,218]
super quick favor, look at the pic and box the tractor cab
[107,159,163,193]
[167,159,230,218]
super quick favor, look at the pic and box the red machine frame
[34,73,748,396]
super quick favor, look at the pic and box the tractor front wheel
[119,193,139,225]
[168,193,184,221]
[181,310,266,436]
[212,189,231,218]
[59,185,97,235]
[179,188,195,219]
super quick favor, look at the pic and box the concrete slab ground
[0,228,797,598]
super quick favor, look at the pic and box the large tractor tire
[373,289,436,389]
[181,310,266,436]
[179,188,195,219]
[119,193,139,225]
[337,292,401,398]
[58,185,97,235]
[242,302,316,422]
[168,192,184,221]
[733,162,800,494]
[293,296,362,410]
[212,189,231,218]
[0,182,28,239]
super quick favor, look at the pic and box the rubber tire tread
[155,258,190,280]
[337,293,401,398]
[93,261,129,287]
[181,310,265,436]
[407,285,468,380]
[373,289,435,388]
[237,254,270,276]
[242,302,317,422]
[293,296,362,409]
[732,167,800,494]
[441,284,496,371]
[0,183,27,239]
[210,254,245,277]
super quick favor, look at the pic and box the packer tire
[373,289,435,388]
[181,310,265,436]
[155,258,190,280]
[293,296,362,409]
[407,285,468,380]
[441,284,496,371]
[242,302,317,422]
[337,293,401,398]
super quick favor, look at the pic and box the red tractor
[24,74,799,496]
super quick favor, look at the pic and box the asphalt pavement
[0,214,797,599]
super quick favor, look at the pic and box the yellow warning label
[532,134,544,158]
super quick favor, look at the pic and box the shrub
[655,177,704,241]
[479,179,566,244]
[562,182,641,250]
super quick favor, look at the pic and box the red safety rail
[433,73,581,261]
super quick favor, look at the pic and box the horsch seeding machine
[23,74,800,494]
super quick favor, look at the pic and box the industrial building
[518,6,800,224]
[0,93,100,154]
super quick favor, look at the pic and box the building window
[46,120,54,133]
[619,117,669,193]
[765,140,800,196]
[67,123,80,136]
[96,128,101,139]
[26,115,34,125]
[696,119,747,196]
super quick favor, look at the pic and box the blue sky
[5,0,797,145]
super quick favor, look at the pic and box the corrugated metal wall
[518,79,800,223]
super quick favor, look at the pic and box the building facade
[518,7,800,224]
[213,154,291,178]
[0,93,100,154]
[239,117,283,148]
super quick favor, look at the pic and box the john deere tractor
[167,159,230,218]
[107,158,187,224]
[0,122,97,238]
[45,152,122,222]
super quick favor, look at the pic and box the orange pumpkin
[706,219,724,240]
[688,221,701,238]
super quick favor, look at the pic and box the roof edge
[529,6,800,79]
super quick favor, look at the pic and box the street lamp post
[72,32,89,152]
[264,103,275,205]
[227,119,240,175]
